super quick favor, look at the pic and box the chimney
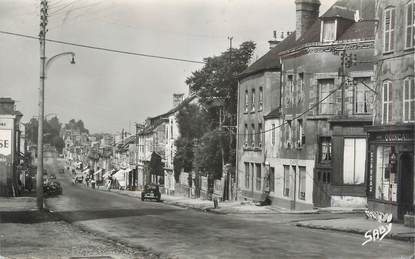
[295,0,320,40]
[0,97,15,115]
[268,31,285,49]
[173,93,184,108]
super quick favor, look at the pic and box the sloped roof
[238,32,296,79]
[321,5,355,20]
[238,0,375,79]
[264,108,282,119]
[338,20,376,41]
[148,95,196,123]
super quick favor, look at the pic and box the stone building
[237,0,378,209]
[365,0,414,221]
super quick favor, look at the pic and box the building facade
[365,0,414,221]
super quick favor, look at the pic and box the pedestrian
[106,176,112,191]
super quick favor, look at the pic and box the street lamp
[36,51,76,209]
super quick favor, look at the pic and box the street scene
[1,0,415,258]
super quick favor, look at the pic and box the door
[313,168,331,207]
[398,152,414,219]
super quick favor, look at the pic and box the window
[256,163,261,191]
[251,124,255,147]
[384,8,395,52]
[258,123,263,148]
[244,124,248,146]
[251,89,256,112]
[354,78,373,114]
[244,90,249,112]
[299,166,306,200]
[298,73,304,103]
[259,87,263,111]
[403,77,415,122]
[318,79,336,114]
[406,2,414,48]
[251,163,255,190]
[382,81,392,124]
[271,123,275,145]
[286,75,293,108]
[170,123,173,139]
[343,138,366,184]
[245,163,250,189]
[375,146,397,202]
[286,120,292,148]
[320,137,332,162]
[297,119,305,147]
[322,20,336,42]
[283,165,290,197]
[270,167,275,193]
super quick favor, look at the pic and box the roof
[321,5,355,20]
[338,20,376,41]
[264,108,282,119]
[148,95,196,123]
[238,0,375,79]
[238,32,296,79]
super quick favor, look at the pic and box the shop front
[366,125,414,221]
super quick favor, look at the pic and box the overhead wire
[0,29,206,64]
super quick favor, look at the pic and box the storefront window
[375,145,398,202]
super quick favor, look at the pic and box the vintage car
[141,184,161,202]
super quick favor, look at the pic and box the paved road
[45,158,414,259]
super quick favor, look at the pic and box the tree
[182,41,255,174]
[186,41,256,117]
[25,116,66,154]
[173,104,208,181]
[65,119,89,134]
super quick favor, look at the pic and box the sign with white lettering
[0,129,12,156]
[0,118,13,130]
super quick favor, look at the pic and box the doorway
[398,152,414,219]
[313,169,331,207]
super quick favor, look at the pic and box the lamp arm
[45,52,75,74]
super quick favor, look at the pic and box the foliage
[176,41,255,178]
[64,119,89,134]
[186,41,256,117]
[173,104,208,182]
[193,129,224,180]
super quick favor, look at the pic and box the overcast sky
[0,0,335,134]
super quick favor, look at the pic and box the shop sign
[0,118,13,130]
[374,133,411,142]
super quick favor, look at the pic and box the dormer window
[321,19,336,42]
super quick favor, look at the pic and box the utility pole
[37,0,48,210]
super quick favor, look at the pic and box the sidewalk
[94,186,277,214]
[296,217,415,242]
[0,196,38,212]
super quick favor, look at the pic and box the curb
[295,222,415,242]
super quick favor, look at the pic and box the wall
[237,71,281,199]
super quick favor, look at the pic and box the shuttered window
[384,8,395,52]
[403,77,415,122]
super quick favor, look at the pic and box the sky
[0,0,336,134]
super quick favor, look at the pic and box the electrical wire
[0,29,205,64]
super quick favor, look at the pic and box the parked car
[43,181,62,196]
[141,184,161,202]
[49,174,56,180]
